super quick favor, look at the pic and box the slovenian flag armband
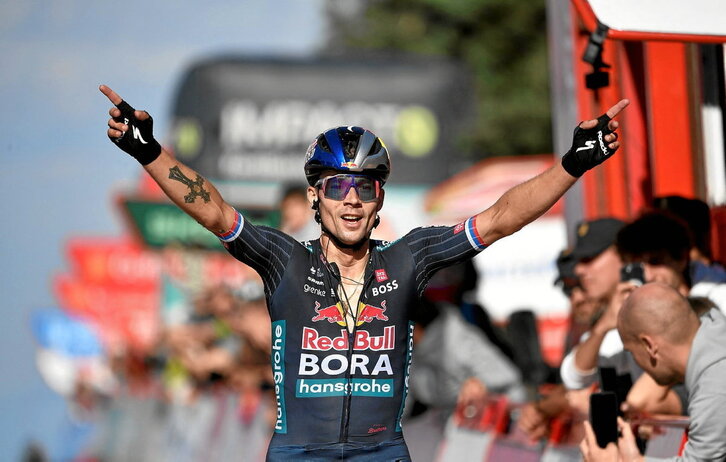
[216,209,244,242]
[465,216,487,250]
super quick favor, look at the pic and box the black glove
[561,114,617,177]
[109,100,162,165]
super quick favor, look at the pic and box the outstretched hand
[562,99,630,177]
[99,84,161,165]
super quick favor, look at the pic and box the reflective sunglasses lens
[322,175,378,202]
[353,177,376,201]
[323,176,351,200]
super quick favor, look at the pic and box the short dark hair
[616,211,692,283]
[652,195,712,259]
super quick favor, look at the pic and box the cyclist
[101,84,627,461]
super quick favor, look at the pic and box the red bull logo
[302,326,395,351]
[357,301,388,325]
[311,301,345,324]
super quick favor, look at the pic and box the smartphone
[620,262,645,286]
[590,392,619,448]
[598,367,632,417]
[599,367,617,394]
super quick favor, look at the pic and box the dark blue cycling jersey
[218,210,487,452]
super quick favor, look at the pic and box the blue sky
[0,1,324,459]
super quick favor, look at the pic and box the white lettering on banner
[219,99,400,151]
[371,280,398,297]
[298,353,393,376]
[301,326,395,351]
[218,153,302,181]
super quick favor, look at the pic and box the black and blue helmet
[304,126,391,186]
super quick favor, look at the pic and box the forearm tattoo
[168,166,211,203]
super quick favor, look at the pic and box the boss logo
[371,280,398,297]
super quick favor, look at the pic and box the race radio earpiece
[311,199,321,224]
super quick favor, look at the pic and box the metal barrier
[430,397,690,462]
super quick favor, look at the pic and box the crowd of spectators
[37,194,724,462]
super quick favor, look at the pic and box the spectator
[278,184,319,242]
[518,248,599,441]
[409,297,525,416]
[616,211,725,417]
[652,195,726,285]
[616,211,692,296]
[581,283,726,461]
[560,218,634,391]
[166,285,241,384]
[424,260,515,363]
[555,249,600,355]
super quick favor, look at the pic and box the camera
[620,262,645,286]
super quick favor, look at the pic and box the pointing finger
[606,99,630,119]
[99,84,123,105]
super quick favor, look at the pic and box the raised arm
[100,85,236,235]
[475,99,629,245]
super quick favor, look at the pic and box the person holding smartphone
[559,218,635,393]
[581,283,726,461]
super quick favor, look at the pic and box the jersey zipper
[338,257,375,443]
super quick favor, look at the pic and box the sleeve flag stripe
[217,209,244,242]
[465,216,487,249]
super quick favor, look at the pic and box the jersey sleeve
[405,216,488,297]
[216,208,298,299]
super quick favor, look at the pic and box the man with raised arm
[101,84,627,461]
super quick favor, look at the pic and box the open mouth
[341,215,362,223]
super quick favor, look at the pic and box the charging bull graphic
[311,302,345,324]
[311,301,388,327]
[357,301,388,325]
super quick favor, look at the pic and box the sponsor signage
[54,273,160,352]
[53,238,262,353]
[120,198,280,250]
[169,56,475,189]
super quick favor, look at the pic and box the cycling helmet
[304,126,391,186]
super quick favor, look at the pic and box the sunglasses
[558,276,582,297]
[315,174,381,202]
